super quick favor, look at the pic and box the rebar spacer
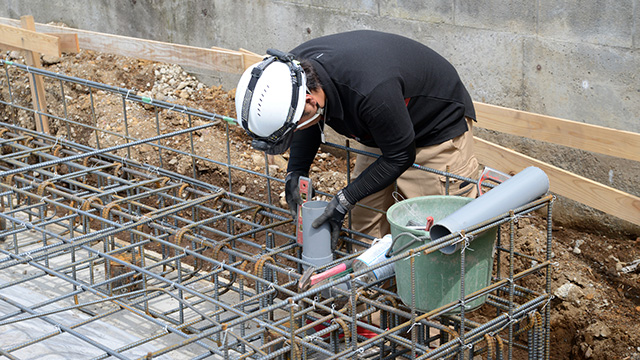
[4,173,24,186]
[53,145,63,157]
[175,227,193,245]
[254,255,275,278]
[332,317,351,340]
[496,334,505,354]
[68,199,79,224]
[82,156,92,169]
[157,176,170,189]
[284,340,300,360]
[237,260,250,281]
[101,201,122,219]
[36,180,56,197]
[81,196,103,225]
[113,163,123,177]
[177,183,191,199]
[212,242,231,262]
[135,215,150,232]
[81,196,104,212]
[484,334,495,358]
[534,311,543,328]
[21,136,34,146]
[211,191,228,211]
[252,206,265,225]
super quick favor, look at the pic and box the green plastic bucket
[387,195,497,313]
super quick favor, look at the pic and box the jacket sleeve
[286,123,322,174]
[341,82,417,205]
[342,140,416,204]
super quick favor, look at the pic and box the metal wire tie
[459,232,475,252]
[541,295,555,311]
[458,337,473,350]
[406,322,417,333]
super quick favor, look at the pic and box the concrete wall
[2,0,639,234]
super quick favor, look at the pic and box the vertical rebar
[544,201,553,360]
[458,231,468,360]
[154,105,164,167]
[410,249,417,359]
[508,210,515,360]
[89,87,99,149]
[350,276,358,358]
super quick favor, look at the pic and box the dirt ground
[1,48,639,360]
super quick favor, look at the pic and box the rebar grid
[0,59,552,359]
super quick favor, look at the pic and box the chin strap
[296,106,324,130]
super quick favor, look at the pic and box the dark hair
[299,59,322,91]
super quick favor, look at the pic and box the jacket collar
[309,58,343,122]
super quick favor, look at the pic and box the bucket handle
[385,232,427,258]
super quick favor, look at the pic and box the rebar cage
[0,59,553,359]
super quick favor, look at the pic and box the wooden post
[20,15,50,134]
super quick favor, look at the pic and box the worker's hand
[285,171,309,218]
[312,190,355,250]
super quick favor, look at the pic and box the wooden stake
[20,15,49,134]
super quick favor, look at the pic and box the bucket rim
[386,195,472,226]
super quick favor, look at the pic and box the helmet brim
[251,125,296,155]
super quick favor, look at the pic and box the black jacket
[288,30,475,204]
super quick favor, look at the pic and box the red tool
[296,176,312,245]
[298,259,354,291]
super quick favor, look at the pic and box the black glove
[312,190,355,250]
[285,171,309,218]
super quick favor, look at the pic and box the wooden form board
[238,48,264,69]
[0,17,246,74]
[0,22,60,57]
[474,137,640,225]
[47,33,79,53]
[0,33,79,53]
[211,46,264,71]
[474,102,640,162]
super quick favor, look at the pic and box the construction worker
[235,30,478,248]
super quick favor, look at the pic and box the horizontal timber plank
[46,33,79,53]
[0,33,78,53]
[0,22,60,57]
[474,102,640,162]
[0,17,245,74]
[474,136,640,225]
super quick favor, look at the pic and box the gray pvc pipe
[430,166,550,254]
[301,200,333,267]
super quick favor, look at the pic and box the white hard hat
[235,50,307,154]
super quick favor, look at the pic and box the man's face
[296,91,324,131]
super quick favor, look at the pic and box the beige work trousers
[350,119,479,240]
